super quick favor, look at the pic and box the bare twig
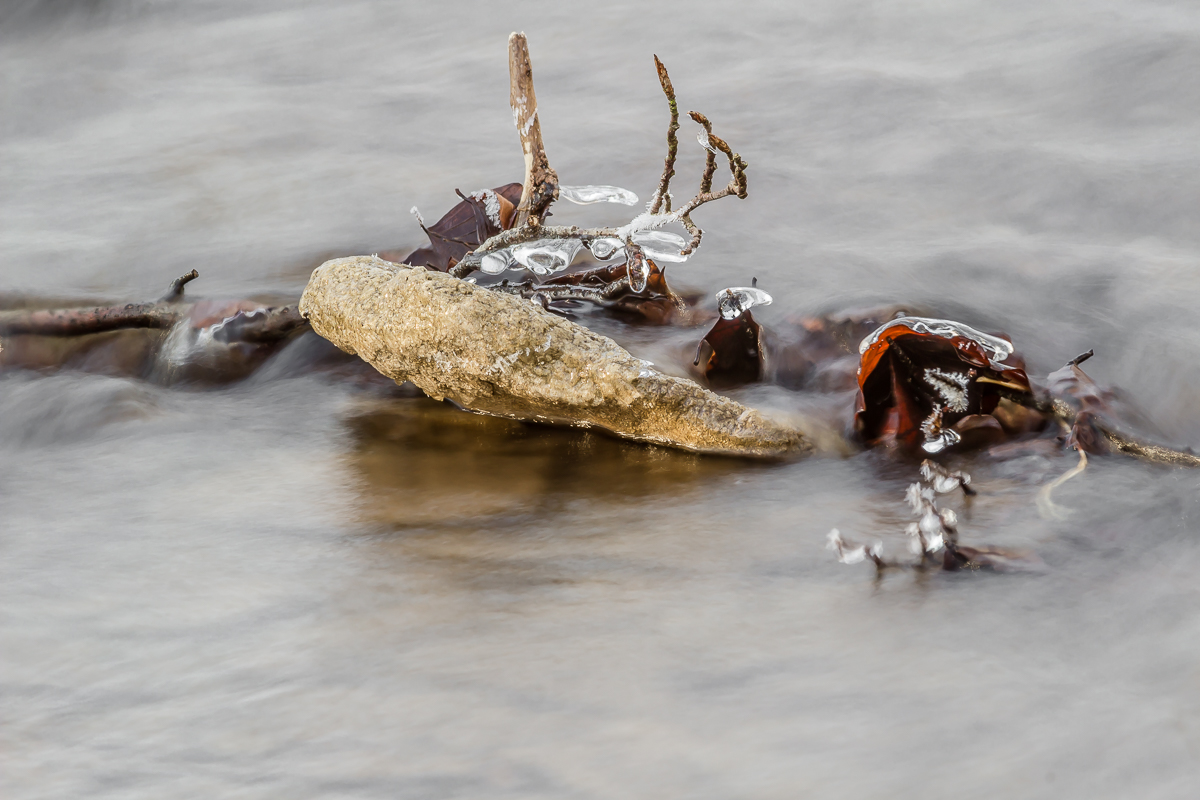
[1068,349,1094,366]
[691,112,719,195]
[648,54,679,215]
[161,269,199,302]
[509,32,559,229]
[1103,430,1200,467]
[677,111,748,256]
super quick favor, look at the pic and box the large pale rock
[300,256,809,457]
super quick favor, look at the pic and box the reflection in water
[346,396,746,528]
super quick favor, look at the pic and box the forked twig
[450,42,749,280]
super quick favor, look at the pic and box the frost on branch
[433,37,749,323]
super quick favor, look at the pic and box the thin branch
[0,302,183,337]
[489,277,632,306]
[449,224,622,278]
[649,55,679,215]
[161,269,199,302]
[691,111,718,195]
[1068,349,1094,366]
[1103,429,1200,467]
[509,32,559,229]
[677,112,748,256]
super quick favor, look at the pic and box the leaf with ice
[858,316,1014,365]
[631,230,689,263]
[511,239,583,276]
[716,287,773,320]
[559,185,639,205]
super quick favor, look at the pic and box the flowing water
[4,1,1200,796]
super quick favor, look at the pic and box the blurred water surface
[3,1,1200,797]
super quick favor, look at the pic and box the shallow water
[4,1,1200,797]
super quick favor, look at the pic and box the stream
[3,1,1200,797]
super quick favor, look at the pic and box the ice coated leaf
[697,292,768,387]
[631,230,689,263]
[587,237,623,260]
[559,185,639,205]
[854,315,1035,453]
[859,316,1015,365]
[716,287,773,320]
[511,239,583,275]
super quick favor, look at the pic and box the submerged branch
[0,272,309,343]
[0,302,182,337]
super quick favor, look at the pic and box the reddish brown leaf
[854,318,1034,453]
[403,183,522,271]
[696,311,765,387]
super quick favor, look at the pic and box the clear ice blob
[631,230,689,262]
[626,246,650,293]
[480,249,514,275]
[716,286,773,320]
[511,239,583,275]
[587,237,623,260]
[921,427,962,454]
[858,316,1015,365]
[558,185,639,205]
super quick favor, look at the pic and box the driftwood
[0,271,307,342]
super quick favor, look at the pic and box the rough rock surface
[300,256,809,457]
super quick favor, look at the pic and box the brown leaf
[696,311,765,387]
[854,318,1035,453]
[403,183,522,271]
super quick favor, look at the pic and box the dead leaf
[403,183,523,271]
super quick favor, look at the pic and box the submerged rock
[300,256,809,458]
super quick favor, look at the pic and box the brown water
[4,1,1200,797]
